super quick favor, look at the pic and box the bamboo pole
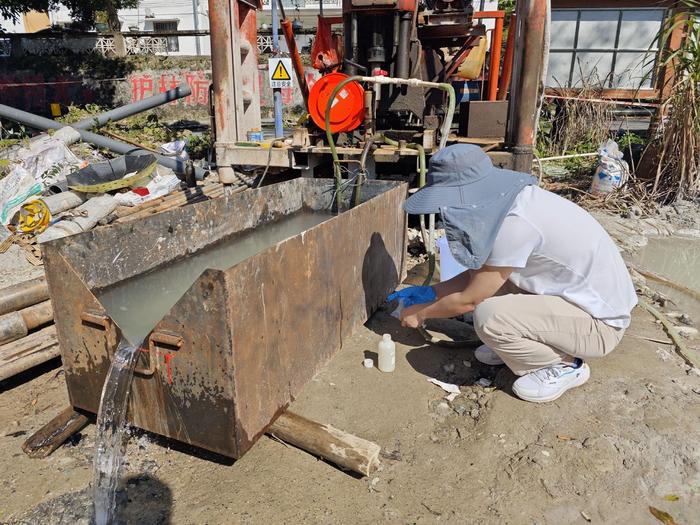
[267,411,381,477]
[638,300,699,370]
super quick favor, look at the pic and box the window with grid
[547,8,666,90]
[153,21,179,52]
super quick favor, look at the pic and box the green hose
[324,75,363,212]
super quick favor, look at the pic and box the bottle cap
[363,358,374,369]
[383,333,392,341]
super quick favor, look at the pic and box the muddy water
[97,210,333,345]
[636,236,700,292]
[634,236,700,322]
[93,340,140,525]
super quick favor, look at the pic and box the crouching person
[391,144,637,403]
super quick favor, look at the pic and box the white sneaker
[474,344,505,366]
[512,360,590,403]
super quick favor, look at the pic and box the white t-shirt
[485,186,637,328]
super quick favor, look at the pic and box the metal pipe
[280,18,309,107]
[506,0,547,172]
[73,85,192,129]
[396,11,412,79]
[0,103,207,180]
[497,14,517,100]
[271,0,284,138]
[487,15,504,101]
[192,0,201,55]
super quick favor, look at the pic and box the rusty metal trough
[42,178,407,458]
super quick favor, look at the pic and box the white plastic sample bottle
[377,333,396,373]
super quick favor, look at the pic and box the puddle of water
[635,236,700,293]
[633,236,700,323]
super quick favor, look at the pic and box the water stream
[90,210,334,523]
[93,340,141,525]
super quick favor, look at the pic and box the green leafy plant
[648,0,700,200]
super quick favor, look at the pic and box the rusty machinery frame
[208,0,547,177]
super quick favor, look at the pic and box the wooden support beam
[0,277,49,316]
[22,407,90,459]
[0,325,60,382]
[267,411,381,477]
[0,301,54,346]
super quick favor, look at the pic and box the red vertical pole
[497,14,516,100]
[487,15,504,101]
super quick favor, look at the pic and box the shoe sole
[513,365,591,403]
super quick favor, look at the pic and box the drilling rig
[208,0,547,184]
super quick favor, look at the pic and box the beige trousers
[472,292,625,376]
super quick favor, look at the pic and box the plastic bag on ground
[0,138,81,224]
[591,139,630,195]
[114,170,182,207]
[160,140,189,175]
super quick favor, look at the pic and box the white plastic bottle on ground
[378,334,396,373]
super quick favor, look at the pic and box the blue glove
[387,286,437,308]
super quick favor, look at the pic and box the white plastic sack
[591,139,630,195]
[113,172,181,207]
[160,139,189,175]
[0,138,81,224]
[0,166,41,224]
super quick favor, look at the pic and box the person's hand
[400,303,425,328]
[387,286,437,308]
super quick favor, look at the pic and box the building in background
[548,1,675,98]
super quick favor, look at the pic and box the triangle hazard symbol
[272,61,291,81]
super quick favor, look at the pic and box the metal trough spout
[43,178,407,458]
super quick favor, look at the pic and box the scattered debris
[649,506,680,525]
[427,377,461,396]
[476,378,492,388]
[580,510,592,522]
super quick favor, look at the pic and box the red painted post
[487,15,504,101]
[498,14,517,100]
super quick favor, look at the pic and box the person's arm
[400,266,512,328]
[432,269,472,298]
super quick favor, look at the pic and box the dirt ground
[1,210,699,525]
[0,298,698,524]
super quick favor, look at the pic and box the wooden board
[0,325,60,382]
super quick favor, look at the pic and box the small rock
[443,363,455,373]
[462,360,472,368]
[470,408,480,419]
[541,450,551,457]
[468,392,478,400]
[476,378,492,387]
[679,314,694,326]
[676,326,698,339]
[452,403,468,416]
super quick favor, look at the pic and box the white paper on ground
[428,377,461,395]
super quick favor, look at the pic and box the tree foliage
[0,0,138,29]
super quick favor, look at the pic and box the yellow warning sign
[272,61,291,81]
[268,58,294,88]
